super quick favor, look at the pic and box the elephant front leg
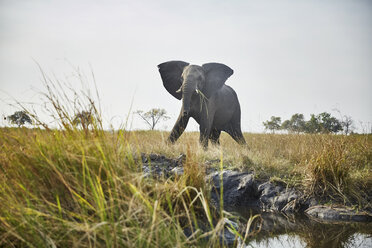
[168,112,189,143]
[199,125,210,149]
[199,109,215,149]
[209,128,221,145]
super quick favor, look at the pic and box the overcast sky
[1,0,371,132]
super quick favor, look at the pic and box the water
[232,209,372,248]
[246,233,371,248]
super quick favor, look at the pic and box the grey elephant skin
[158,60,246,148]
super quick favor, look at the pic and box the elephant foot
[167,136,177,144]
[210,141,220,146]
[238,139,246,145]
[199,140,208,150]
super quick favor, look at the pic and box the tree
[281,120,291,131]
[290,113,306,133]
[341,115,354,135]
[263,116,281,133]
[73,110,93,129]
[6,111,32,127]
[305,114,321,133]
[317,112,342,133]
[281,113,306,133]
[267,112,347,134]
[135,108,170,130]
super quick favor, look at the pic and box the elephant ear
[158,60,189,100]
[202,63,233,97]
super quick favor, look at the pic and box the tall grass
[1,69,371,246]
[3,130,369,247]
[0,127,227,247]
[0,70,256,247]
[125,131,371,196]
[124,130,371,207]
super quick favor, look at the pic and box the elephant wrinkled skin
[158,60,246,148]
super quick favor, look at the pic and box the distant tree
[281,113,306,133]
[263,116,281,133]
[281,120,291,131]
[305,114,321,133]
[267,112,347,134]
[6,111,32,127]
[341,115,354,135]
[135,108,170,130]
[317,112,343,133]
[73,110,93,129]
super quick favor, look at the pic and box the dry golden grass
[1,69,370,247]
[0,127,225,247]
[2,126,370,247]
[128,130,372,199]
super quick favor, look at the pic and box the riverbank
[140,152,372,221]
[134,130,372,211]
[140,151,372,246]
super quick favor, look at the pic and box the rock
[307,197,318,208]
[209,171,306,213]
[257,182,281,209]
[220,218,242,246]
[223,217,240,230]
[171,166,184,176]
[305,205,372,222]
[140,153,185,178]
[176,154,186,163]
[257,181,305,213]
[208,170,259,210]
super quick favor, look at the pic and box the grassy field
[1,125,371,247]
[1,75,371,247]
[131,130,372,201]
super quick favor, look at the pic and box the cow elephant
[158,60,246,148]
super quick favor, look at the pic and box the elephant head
[158,60,234,116]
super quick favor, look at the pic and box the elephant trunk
[182,79,197,116]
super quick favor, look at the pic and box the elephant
[158,60,246,148]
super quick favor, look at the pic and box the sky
[1,0,371,132]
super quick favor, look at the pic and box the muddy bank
[139,153,372,223]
